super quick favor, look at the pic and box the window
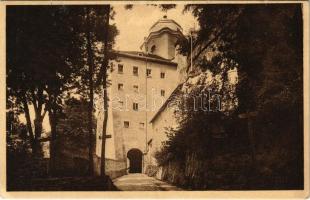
[148,139,153,147]
[151,45,156,53]
[133,66,139,76]
[160,72,165,79]
[146,69,152,77]
[133,103,138,111]
[139,122,145,129]
[118,64,123,73]
[118,83,124,91]
[133,85,139,92]
[124,121,129,128]
[160,90,165,97]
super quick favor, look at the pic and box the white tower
[141,15,184,60]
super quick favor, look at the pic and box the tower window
[133,85,139,92]
[139,122,145,129]
[124,121,130,128]
[160,90,165,97]
[133,103,139,111]
[118,83,124,90]
[160,72,165,79]
[146,69,152,77]
[150,45,156,53]
[118,64,123,73]
[133,66,139,76]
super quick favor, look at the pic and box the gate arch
[127,148,143,173]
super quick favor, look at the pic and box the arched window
[150,45,156,54]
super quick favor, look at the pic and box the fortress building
[94,16,187,177]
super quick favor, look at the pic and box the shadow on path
[113,173,182,191]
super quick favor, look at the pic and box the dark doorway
[127,148,143,173]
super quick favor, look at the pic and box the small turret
[141,16,184,60]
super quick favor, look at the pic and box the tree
[33,7,85,174]
[44,6,118,175]
[66,6,118,175]
[7,7,47,154]
[57,98,94,148]
[7,6,89,174]
[83,6,118,175]
[99,5,111,177]
[157,4,303,189]
[7,5,118,175]
[7,6,85,156]
[85,7,96,175]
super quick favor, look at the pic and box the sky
[19,5,198,133]
[111,4,198,51]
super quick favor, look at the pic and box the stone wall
[93,155,127,179]
[54,150,89,177]
[54,150,127,179]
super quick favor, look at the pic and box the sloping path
[113,173,182,191]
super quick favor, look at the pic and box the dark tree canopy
[156,4,303,190]
[6,5,118,177]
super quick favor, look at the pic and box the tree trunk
[21,96,36,152]
[33,116,43,155]
[49,109,57,176]
[32,87,45,155]
[86,7,94,176]
[100,5,110,176]
[34,117,43,140]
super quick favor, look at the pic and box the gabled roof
[149,74,196,124]
[111,50,178,66]
[149,83,183,123]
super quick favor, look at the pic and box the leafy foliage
[156,4,303,189]
[7,5,118,176]
[57,98,96,150]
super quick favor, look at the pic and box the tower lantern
[140,16,184,60]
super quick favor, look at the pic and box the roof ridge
[111,50,178,66]
[149,18,183,32]
[115,50,174,61]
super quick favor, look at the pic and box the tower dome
[149,15,183,33]
[141,16,184,60]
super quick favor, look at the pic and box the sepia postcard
[0,1,309,199]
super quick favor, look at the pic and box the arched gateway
[127,148,143,173]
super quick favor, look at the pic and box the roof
[111,50,178,66]
[149,16,183,32]
[149,83,183,123]
[140,16,184,51]
[140,27,184,51]
[149,74,196,124]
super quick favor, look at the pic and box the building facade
[145,25,238,180]
[94,16,187,177]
